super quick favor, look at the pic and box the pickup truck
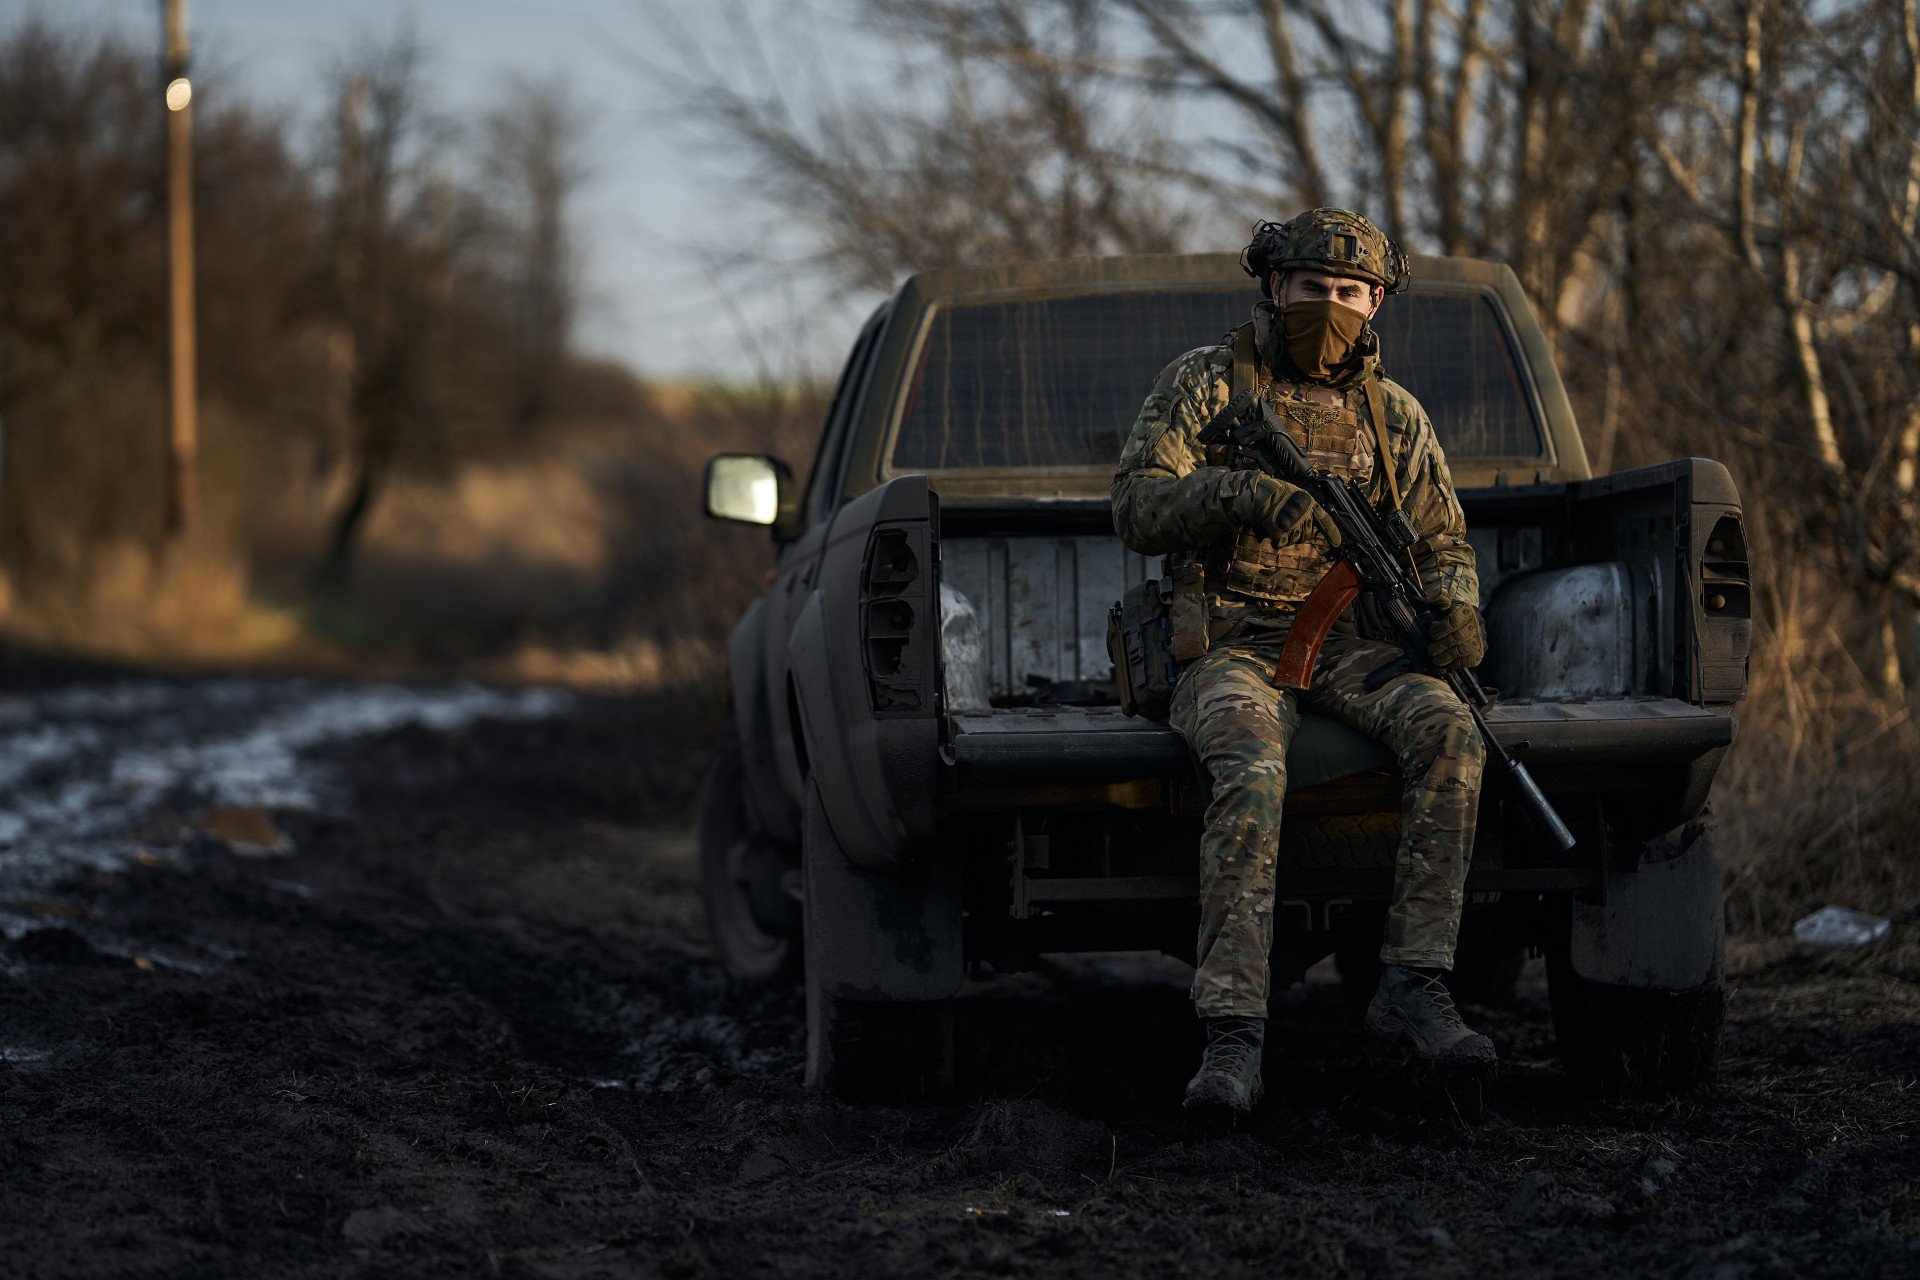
[699,253,1748,1102]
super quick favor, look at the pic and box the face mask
[1280,299,1369,379]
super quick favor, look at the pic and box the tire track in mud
[0,673,1916,1278]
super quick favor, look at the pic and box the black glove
[1231,473,1338,547]
[1427,600,1486,670]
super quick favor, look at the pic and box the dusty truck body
[699,253,1749,1100]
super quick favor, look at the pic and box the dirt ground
[1,670,1917,1279]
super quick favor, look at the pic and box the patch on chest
[1274,400,1374,481]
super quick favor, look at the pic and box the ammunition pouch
[1107,564,1209,720]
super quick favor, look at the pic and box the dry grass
[481,636,720,694]
[0,380,823,685]
[1712,561,1920,933]
[0,373,314,664]
[359,457,613,576]
[1587,382,1920,937]
[0,538,303,665]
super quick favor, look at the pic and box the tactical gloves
[1426,599,1486,670]
[1229,473,1342,548]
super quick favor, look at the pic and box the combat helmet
[1242,208,1409,295]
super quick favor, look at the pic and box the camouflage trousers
[1169,624,1487,1018]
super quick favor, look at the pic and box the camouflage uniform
[1113,300,1486,1019]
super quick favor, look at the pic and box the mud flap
[1568,822,1724,991]
[802,781,961,1096]
[802,780,963,1002]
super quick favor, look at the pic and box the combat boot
[1365,965,1497,1069]
[1183,1016,1265,1122]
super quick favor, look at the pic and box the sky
[34,0,886,382]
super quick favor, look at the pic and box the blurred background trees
[692,0,1919,639]
[680,0,1920,925]
[0,18,817,672]
[0,3,1914,924]
[481,72,587,436]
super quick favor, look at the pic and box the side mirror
[703,454,799,538]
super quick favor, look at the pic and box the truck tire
[800,781,960,1101]
[1285,813,1400,870]
[1546,954,1724,1096]
[698,722,800,984]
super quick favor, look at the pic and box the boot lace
[1407,968,1463,1021]
[1205,1018,1264,1075]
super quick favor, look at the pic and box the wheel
[698,721,800,983]
[1546,952,1724,1096]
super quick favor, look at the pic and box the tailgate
[947,697,1732,787]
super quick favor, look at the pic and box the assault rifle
[1201,401,1578,853]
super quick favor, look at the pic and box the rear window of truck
[889,288,1544,469]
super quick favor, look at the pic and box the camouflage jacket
[1111,304,1479,618]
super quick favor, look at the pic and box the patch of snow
[0,678,570,902]
[0,723,103,791]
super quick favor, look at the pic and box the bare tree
[644,0,1189,294]
[722,0,1712,334]
[661,0,1920,695]
[1636,0,1920,693]
[0,21,317,584]
[318,32,455,584]
[482,74,587,433]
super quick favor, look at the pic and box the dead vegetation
[658,0,1920,933]
[2,9,1916,931]
[1716,569,1920,931]
[0,20,822,685]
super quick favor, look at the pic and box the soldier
[1111,208,1495,1123]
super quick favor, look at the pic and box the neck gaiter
[1280,300,1369,380]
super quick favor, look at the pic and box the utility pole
[162,0,198,536]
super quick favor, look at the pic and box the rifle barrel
[1500,748,1579,852]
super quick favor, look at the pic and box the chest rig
[1186,324,1402,608]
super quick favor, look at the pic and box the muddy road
[1,666,1916,1279]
